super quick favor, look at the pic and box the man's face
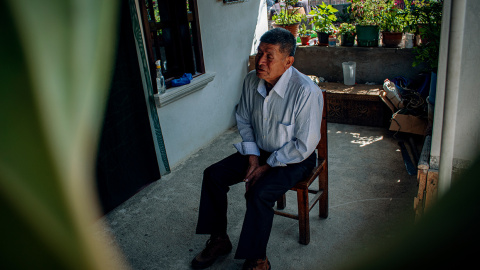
[255,42,294,86]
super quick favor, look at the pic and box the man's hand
[244,155,271,192]
[245,155,259,180]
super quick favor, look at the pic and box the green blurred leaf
[0,0,125,269]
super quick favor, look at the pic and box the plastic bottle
[155,60,166,94]
[328,35,336,47]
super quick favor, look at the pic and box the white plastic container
[405,33,414,48]
[342,61,356,85]
[383,79,403,109]
[155,60,166,94]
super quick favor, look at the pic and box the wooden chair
[274,89,328,245]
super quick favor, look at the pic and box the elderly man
[192,28,323,270]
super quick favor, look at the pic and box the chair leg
[297,188,310,245]
[319,172,328,218]
[277,194,286,210]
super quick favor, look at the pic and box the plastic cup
[342,61,356,85]
[405,33,414,48]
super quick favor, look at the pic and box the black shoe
[191,235,232,269]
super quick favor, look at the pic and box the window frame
[139,0,205,93]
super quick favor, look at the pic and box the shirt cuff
[233,142,260,156]
[266,152,287,167]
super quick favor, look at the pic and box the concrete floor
[96,123,419,270]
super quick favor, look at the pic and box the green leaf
[1,0,127,269]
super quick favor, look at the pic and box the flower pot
[356,25,379,47]
[315,31,329,46]
[273,23,300,38]
[382,32,403,48]
[341,33,356,46]
[290,6,305,16]
[300,36,311,46]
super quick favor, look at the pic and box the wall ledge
[154,72,216,108]
[293,45,423,84]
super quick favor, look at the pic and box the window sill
[154,72,216,108]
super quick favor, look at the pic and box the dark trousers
[195,150,316,259]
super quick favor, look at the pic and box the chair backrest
[316,90,327,161]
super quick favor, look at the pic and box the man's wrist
[248,155,259,166]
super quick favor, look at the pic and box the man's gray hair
[260,28,296,57]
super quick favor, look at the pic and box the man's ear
[285,56,294,69]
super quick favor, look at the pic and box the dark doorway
[96,0,161,214]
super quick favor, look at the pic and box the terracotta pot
[289,6,305,15]
[300,36,311,46]
[382,32,403,48]
[273,23,300,38]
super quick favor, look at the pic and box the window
[139,0,204,93]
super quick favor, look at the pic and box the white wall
[431,0,480,193]
[156,0,268,168]
[452,0,480,162]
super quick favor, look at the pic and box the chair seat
[291,159,326,191]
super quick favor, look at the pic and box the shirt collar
[257,67,293,98]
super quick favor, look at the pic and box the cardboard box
[389,113,427,135]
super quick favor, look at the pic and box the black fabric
[195,151,316,259]
[95,0,160,214]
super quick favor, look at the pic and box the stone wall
[293,46,426,84]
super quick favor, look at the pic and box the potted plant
[379,0,408,48]
[408,0,443,108]
[407,0,443,49]
[272,0,303,38]
[349,0,384,47]
[299,23,314,46]
[338,22,356,46]
[309,2,338,46]
[398,0,417,48]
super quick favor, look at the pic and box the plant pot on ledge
[300,35,311,46]
[310,3,338,47]
[356,25,379,47]
[338,23,356,47]
[273,23,300,38]
[315,31,329,46]
[382,32,403,48]
[341,33,356,46]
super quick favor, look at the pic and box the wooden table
[316,82,390,127]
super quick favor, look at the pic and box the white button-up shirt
[234,67,324,167]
